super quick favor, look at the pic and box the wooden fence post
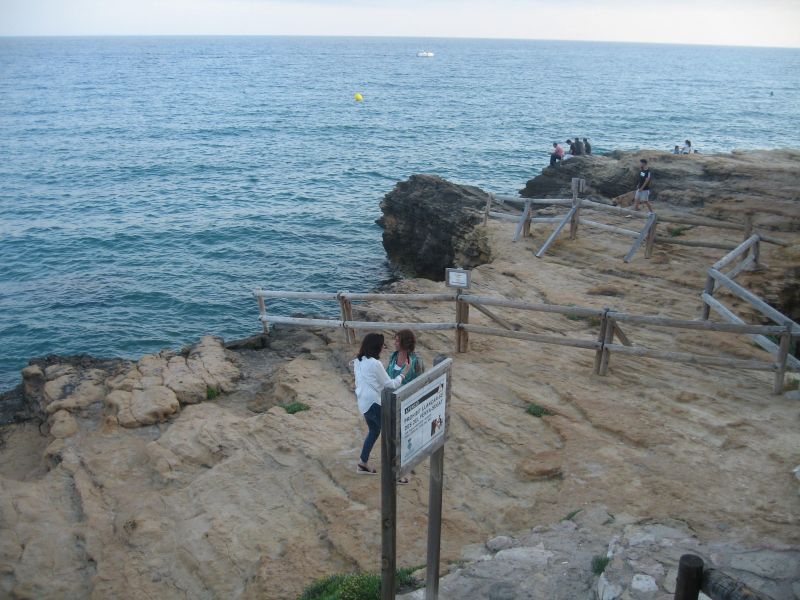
[523,200,532,238]
[774,325,792,395]
[257,295,269,335]
[455,290,470,353]
[644,214,658,259]
[599,314,616,376]
[483,193,494,226]
[700,274,715,320]
[381,387,398,600]
[569,178,581,240]
[674,554,704,600]
[339,293,356,344]
[594,309,610,374]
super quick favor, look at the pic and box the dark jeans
[549,153,561,167]
[360,402,382,463]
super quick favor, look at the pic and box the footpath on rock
[1,150,799,599]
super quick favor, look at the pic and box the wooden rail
[253,283,800,394]
[485,181,789,263]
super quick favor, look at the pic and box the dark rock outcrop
[521,150,800,227]
[378,175,492,280]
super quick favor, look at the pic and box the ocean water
[1,36,799,391]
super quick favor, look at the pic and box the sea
[1,36,799,392]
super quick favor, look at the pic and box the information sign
[445,268,471,289]
[399,374,447,470]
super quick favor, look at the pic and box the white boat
[416,51,435,58]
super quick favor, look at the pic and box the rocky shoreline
[1,150,799,599]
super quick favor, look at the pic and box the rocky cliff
[521,149,800,230]
[1,152,799,600]
[379,174,492,280]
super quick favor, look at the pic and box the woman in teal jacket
[386,329,425,384]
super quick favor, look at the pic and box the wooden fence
[674,554,775,600]
[484,179,789,262]
[698,233,800,392]
[253,284,800,394]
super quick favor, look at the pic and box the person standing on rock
[633,158,653,213]
[549,142,564,167]
[583,138,592,155]
[566,139,575,156]
[353,333,411,480]
[387,329,425,385]
[574,138,585,155]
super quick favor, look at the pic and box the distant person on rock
[682,140,693,154]
[550,142,564,167]
[633,158,653,213]
[353,333,411,481]
[566,139,575,156]
[574,138,585,155]
[583,138,592,155]
[672,145,681,154]
[387,329,425,385]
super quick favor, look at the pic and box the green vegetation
[206,387,220,400]
[526,404,554,418]
[591,555,611,576]
[668,226,690,237]
[561,509,582,522]
[283,401,311,414]
[566,313,601,327]
[784,378,799,392]
[298,566,422,600]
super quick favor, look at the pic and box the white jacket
[353,356,403,414]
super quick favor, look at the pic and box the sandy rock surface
[1,157,799,599]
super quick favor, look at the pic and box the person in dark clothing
[574,138,585,155]
[583,138,592,154]
[633,158,653,213]
[566,139,575,155]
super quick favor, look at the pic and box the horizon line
[0,33,798,51]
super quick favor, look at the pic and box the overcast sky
[2,0,799,48]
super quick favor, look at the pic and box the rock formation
[379,174,492,280]
[1,153,799,599]
[521,149,800,231]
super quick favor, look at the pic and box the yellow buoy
[354,93,363,102]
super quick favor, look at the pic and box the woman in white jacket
[353,333,411,476]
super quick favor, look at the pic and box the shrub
[668,226,690,237]
[206,387,219,400]
[338,573,380,600]
[526,404,554,418]
[298,567,422,600]
[592,555,610,576]
[283,401,310,414]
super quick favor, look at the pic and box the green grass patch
[206,387,220,400]
[526,404,554,418]
[668,226,690,237]
[784,378,799,392]
[283,401,310,414]
[591,555,610,576]
[561,508,583,522]
[565,313,601,327]
[298,566,422,600]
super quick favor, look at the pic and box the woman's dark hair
[357,333,384,360]
[396,329,416,352]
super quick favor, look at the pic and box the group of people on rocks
[672,140,696,154]
[352,329,426,482]
[549,137,591,166]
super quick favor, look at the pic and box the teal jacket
[386,351,425,384]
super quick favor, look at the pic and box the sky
[1,0,799,48]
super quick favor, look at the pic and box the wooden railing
[252,284,800,394]
[484,179,789,263]
[699,233,799,392]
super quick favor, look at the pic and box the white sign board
[400,373,447,470]
[445,268,471,289]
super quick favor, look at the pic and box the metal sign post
[381,357,453,600]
